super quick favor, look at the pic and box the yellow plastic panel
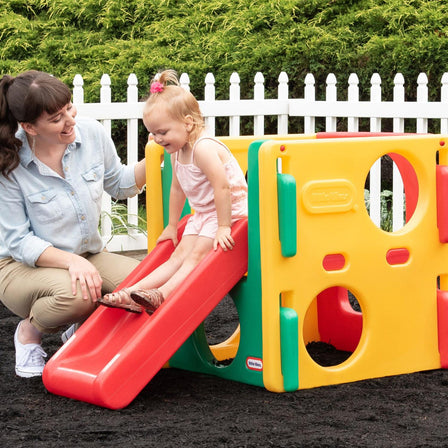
[258,135,448,392]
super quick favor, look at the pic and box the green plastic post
[277,173,297,257]
[280,306,299,391]
[161,150,191,226]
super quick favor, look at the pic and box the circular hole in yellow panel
[304,286,363,367]
[364,153,418,232]
[203,294,240,366]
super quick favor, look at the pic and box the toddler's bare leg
[131,236,214,314]
[132,235,199,291]
[158,236,213,298]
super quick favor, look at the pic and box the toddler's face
[144,109,190,154]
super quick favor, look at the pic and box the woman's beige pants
[0,252,140,333]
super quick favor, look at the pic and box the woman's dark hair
[0,70,72,177]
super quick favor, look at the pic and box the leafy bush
[1,0,448,105]
[364,188,398,232]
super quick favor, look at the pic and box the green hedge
[2,0,448,104]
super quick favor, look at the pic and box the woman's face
[26,102,77,147]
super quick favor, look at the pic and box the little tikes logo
[246,357,263,371]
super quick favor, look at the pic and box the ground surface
[2,253,448,447]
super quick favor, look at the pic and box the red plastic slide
[43,217,248,409]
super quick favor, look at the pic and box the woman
[0,70,146,377]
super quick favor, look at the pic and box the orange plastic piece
[389,153,419,222]
[43,218,248,409]
[437,289,448,368]
[386,248,410,265]
[316,287,362,353]
[322,254,346,271]
[437,165,448,243]
[316,132,407,139]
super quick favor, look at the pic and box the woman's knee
[88,252,140,292]
[30,293,96,333]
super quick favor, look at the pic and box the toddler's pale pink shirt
[173,137,248,239]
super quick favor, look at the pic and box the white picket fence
[72,71,448,252]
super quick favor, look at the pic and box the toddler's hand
[214,226,234,251]
[157,224,179,247]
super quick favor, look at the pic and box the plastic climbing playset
[43,132,448,409]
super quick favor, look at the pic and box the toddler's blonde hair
[143,70,204,141]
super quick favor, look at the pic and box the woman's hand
[67,254,103,301]
[214,225,234,251]
[157,223,179,247]
[36,247,103,302]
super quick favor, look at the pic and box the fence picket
[417,73,429,134]
[442,73,448,134]
[325,74,337,132]
[347,73,359,132]
[127,74,140,231]
[99,74,113,240]
[254,72,265,136]
[277,71,289,135]
[304,73,316,134]
[204,73,216,135]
